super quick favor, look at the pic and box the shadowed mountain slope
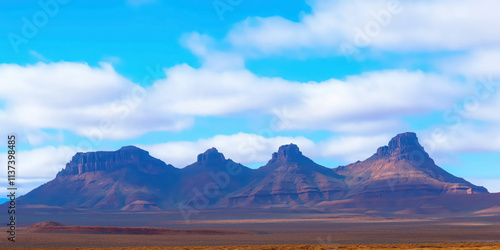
[179,148,254,207]
[334,132,488,199]
[221,144,347,207]
[20,146,181,210]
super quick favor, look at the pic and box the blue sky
[1,0,500,194]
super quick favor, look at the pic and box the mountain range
[19,132,499,214]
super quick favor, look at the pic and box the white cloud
[415,82,500,156]
[181,32,214,58]
[0,61,469,145]
[25,129,64,146]
[0,146,77,195]
[440,48,500,78]
[420,123,500,155]
[151,64,466,133]
[181,32,245,71]
[227,0,500,56]
[468,178,500,193]
[149,64,298,116]
[142,132,316,168]
[280,70,465,131]
[101,56,122,65]
[14,146,76,179]
[143,132,394,168]
[0,62,191,143]
[29,50,50,62]
[318,134,392,162]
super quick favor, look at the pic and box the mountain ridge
[17,132,494,213]
[220,144,348,207]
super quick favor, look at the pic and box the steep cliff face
[194,147,226,165]
[57,146,175,176]
[334,132,488,198]
[21,146,181,210]
[222,144,347,207]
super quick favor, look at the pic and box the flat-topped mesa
[57,146,171,176]
[372,132,429,162]
[389,132,421,150]
[270,144,304,163]
[196,147,226,165]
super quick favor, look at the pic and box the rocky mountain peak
[196,147,226,164]
[271,144,303,162]
[388,132,420,150]
[372,132,427,161]
[118,145,147,152]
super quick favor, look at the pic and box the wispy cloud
[29,50,50,62]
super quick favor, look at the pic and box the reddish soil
[26,221,250,235]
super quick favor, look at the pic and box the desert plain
[2,207,500,249]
